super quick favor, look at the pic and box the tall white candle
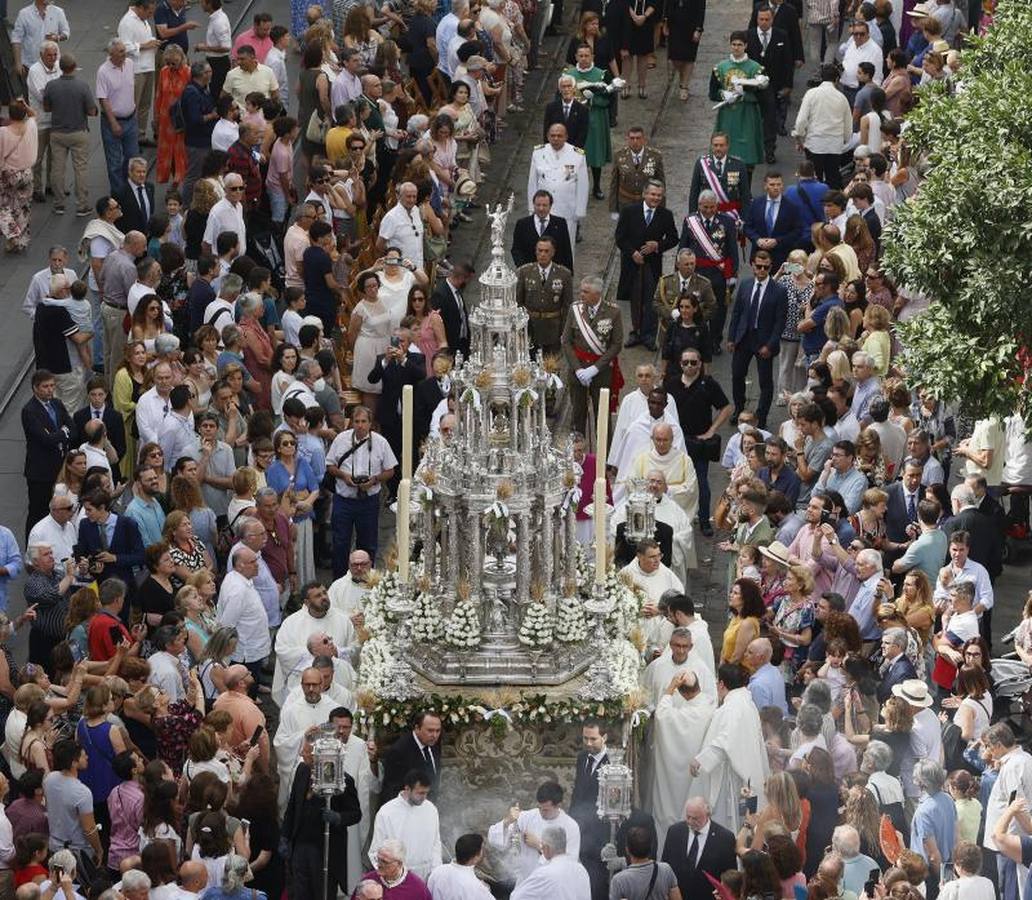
[596,387,610,461]
[401,385,414,480]
[398,479,411,582]
[594,479,606,583]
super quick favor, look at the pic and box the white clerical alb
[487,809,581,883]
[510,854,591,900]
[328,572,370,617]
[640,653,717,707]
[273,693,339,813]
[610,411,685,502]
[612,390,680,456]
[271,605,356,706]
[342,734,381,892]
[619,560,681,653]
[370,795,444,880]
[427,862,493,900]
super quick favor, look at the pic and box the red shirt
[258,512,292,586]
[15,864,47,887]
[226,140,262,210]
[87,610,130,661]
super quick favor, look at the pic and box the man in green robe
[709,31,768,168]
[566,44,616,200]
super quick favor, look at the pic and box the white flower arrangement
[555,594,588,643]
[358,636,397,695]
[602,570,642,640]
[573,542,594,591]
[445,598,482,649]
[410,589,444,643]
[519,600,555,648]
[361,571,398,636]
[608,639,644,697]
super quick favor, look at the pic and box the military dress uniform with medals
[561,299,624,434]
[609,145,666,213]
[687,152,751,217]
[527,141,589,262]
[709,55,767,167]
[678,209,740,352]
[515,261,575,355]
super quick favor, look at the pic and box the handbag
[305,108,330,145]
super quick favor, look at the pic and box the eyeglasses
[228,186,245,192]
[280,440,296,447]
[964,649,982,657]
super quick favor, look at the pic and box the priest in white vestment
[688,670,770,831]
[510,827,591,900]
[611,471,697,580]
[663,595,716,677]
[370,773,444,880]
[650,670,716,854]
[281,654,356,711]
[610,389,684,503]
[272,583,356,705]
[278,632,358,705]
[274,669,341,813]
[330,709,382,893]
[328,550,372,618]
[427,835,493,900]
[641,628,717,706]
[626,425,699,522]
[611,364,680,454]
[488,782,581,884]
[619,542,681,655]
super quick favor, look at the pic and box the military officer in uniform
[653,249,718,337]
[687,132,752,214]
[561,275,624,435]
[515,236,575,356]
[609,126,665,215]
[679,190,740,355]
[527,123,589,262]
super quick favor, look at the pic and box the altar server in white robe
[651,670,717,855]
[620,541,681,655]
[427,834,493,900]
[611,471,696,579]
[274,668,341,813]
[664,593,716,678]
[688,664,770,831]
[641,628,717,706]
[281,654,356,711]
[273,582,356,705]
[370,770,444,880]
[627,425,699,522]
[328,549,372,618]
[330,707,382,893]
[511,827,591,900]
[610,389,684,502]
[488,781,581,884]
[612,364,680,454]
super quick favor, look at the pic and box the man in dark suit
[742,171,800,271]
[511,191,574,271]
[379,711,442,803]
[542,76,589,149]
[75,488,146,595]
[114,156,157,234]
[21,369,74,539]
[73,377,127,474]
[885,460,924,543]
[367,336,425,496]
[413,352,452,457]
[727,251,788,428]
[431,263,474,360]
[284,729,362,900]
[570,719,611,900]
[615,181,679,351]
[877,628,917,703]
[750,0,804,62]
[747,8,793,163]
[849,182,883,255]
[661,796,737,898]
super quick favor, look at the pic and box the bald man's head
[652,423,674,455]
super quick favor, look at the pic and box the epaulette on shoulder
[534,143,545,150]
[573,146,585,154]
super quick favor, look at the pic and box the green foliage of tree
[883,0,1032,419]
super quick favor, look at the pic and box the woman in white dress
[375,248,430,328]
[270,342,301,418]
[347,270,393,414]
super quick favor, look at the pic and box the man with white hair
[273,581,356,705]
[27,41,61,203]
[23,246,79,320]
[877,626,916,704]
[662,796,737,896]
[832,824,878,896]
[377,182,425,269]
[274,667,339,812]
[27,492,77,563]
[610,389,684,502]
[329,550,372,620]
[528,123,588,261]
[32,272,91,413]
[543,76,588,149]
[511,826,590,900]
[650,671,716,855]
[849,547,888,644]
[625,423,699,522]
[202,172,247,256]
[120,868,151,900]
[744,638,788,714]
[848,351,881,427]
[371,770,443,880]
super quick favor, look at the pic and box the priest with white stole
[273,582,356,705]
[663,593,716,678]
[641,628,717,706]
[281,655,356,713]
[274,667,341,814]
[611,364,680,454]
[611,471,696,579]
[688,663,770,831]
[651,669,717,855]
[627,424,699,523]
[488,781,581,884]
[619,540,681,657]
[610,389,684,503]
[328,549,372,619]
[370,769,444,880]
[510,827,591,900]
[329,706,382,894]
[427,834,493,900]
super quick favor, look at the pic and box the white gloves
[670,308,680,320]
[575,366,598,386]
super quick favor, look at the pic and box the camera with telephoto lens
[351,475,370,485]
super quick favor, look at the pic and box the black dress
[247,816,284,900]
[804,784,841,878]
[566,32,615,70]
[666,0,706,60]
[626,0,657,55]
[663,321,713,364]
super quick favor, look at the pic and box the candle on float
[401,384,414,480]
[398,479,411,582]
[594,479,606,583]
[596,387,610,462]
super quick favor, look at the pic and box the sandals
[638,87,648,99]
[679,86,689,101]
[621,85,631,99]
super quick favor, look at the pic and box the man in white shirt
[22,246,78,320]
[510,827,590,900]
[117,0,160,143]
[370,771,443,880]
[377,182,425,270]
[202,173,246,254]
[488,782,581,884]
[27,41,61,202]
[332,48,363,109]
[203,273,242,333]
[147,623,189,701]
[135,361,174,445]
[792,64,852,189]
[933,530,994,615]
[11,0,70,74]
[210,94,240,152]
[428,834,492,900]
[838,20,884,99]
[216,546,271,676]
[982,722,1032,882]
[197,0,232,99]
[326,406,397,577]
[265,26,289,108]
[435,0,469,79]
[27,491,77,563]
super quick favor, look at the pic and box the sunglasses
[280,440,296,447]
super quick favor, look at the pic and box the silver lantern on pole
[311,724,347,900]
[596,747,634,877]
[623,478,655,545]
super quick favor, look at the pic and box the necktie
[563,104,571,118]
[137,185,148,221]
[751,281,764,328]
[422,745,435,772]
[163,401,170,416]
[761,30,769,51]
[906,492,917,521]
[586,754,595,775]
[93,409,102,419]
[540,268,548,280]
[98,520,109,551]
[633,154,641,167]
[537,217,546,236]
[44,402,57,427]
[705,218,713,231]
[687,831,700,869]
[715,158,723,176]
[766,201,776,232]
[645,207,654,226]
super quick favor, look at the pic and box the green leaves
[883,0,1032,419]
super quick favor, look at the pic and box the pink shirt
[266,138,293,195]
[96,57,137,118]
[107,779,145,869]
[232,28,273,63]
[283,223,310,288]
[0,119,38,171]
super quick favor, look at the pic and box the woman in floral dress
[769,565,815,679]
[776,249,812,403]
[0,102,38,254]
[156,44,190,186]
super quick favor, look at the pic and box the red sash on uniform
[701,157,742,223]
[573,347,623,413]
[686,215,734,279]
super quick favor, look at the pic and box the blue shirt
[910,791,956,865]
[266,458,319,522]
[124,497,166,547]
[896,529,948,582]
[0,526,23,611]
[849,572,883,640]
[749,663,789,715]
[760,465,801,505]
[802,297,842,356]
[823,467,869,515]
